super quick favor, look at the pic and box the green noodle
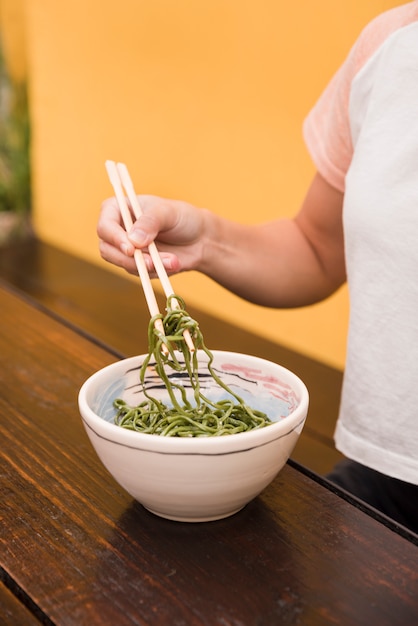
[113,295,272,437]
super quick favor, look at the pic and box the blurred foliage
[0,40,31,214]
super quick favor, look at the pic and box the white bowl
[78,350,309,522]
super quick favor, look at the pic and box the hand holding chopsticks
[105,160,194,353]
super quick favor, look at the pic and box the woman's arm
[97,172,346,308]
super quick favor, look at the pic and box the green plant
[0,40,31,215]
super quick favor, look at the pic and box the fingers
[127,213,162,248]
[152,252,181,274]
[98,239,138,275]
[97,197,135,257]
[129,195,182,246]
[97,197,182,276]
[98,193,202,276]
[99,239,181,276]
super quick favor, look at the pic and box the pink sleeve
[303,55,355,193]
[302,2,418,193]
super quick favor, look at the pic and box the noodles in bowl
[112,296,273,437]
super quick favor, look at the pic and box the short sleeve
[303,57,355,193]
[303,1,418,193]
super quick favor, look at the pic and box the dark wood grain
[0,238,344,475]
[1,283,418,625]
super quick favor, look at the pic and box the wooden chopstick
[105,160,194,353]
[105,161,161,318]
[114,162,195,353]
[116,163,176,304]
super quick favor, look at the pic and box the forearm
[199,214,344,307]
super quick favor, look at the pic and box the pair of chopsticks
[105,160,194,353]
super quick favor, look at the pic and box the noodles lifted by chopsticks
[113,295,272,437]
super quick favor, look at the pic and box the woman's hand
[97,195,207,277]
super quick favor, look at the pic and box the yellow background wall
[0,1,405,368]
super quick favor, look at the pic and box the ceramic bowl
[78,350,309,522]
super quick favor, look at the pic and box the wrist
[198,209,224,274]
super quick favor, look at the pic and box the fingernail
[129,228,147,246]
[121,242,132,255]
[162,257,173,270]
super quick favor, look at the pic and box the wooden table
[1,280,417,625]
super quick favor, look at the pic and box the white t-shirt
[303,1,418,484]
